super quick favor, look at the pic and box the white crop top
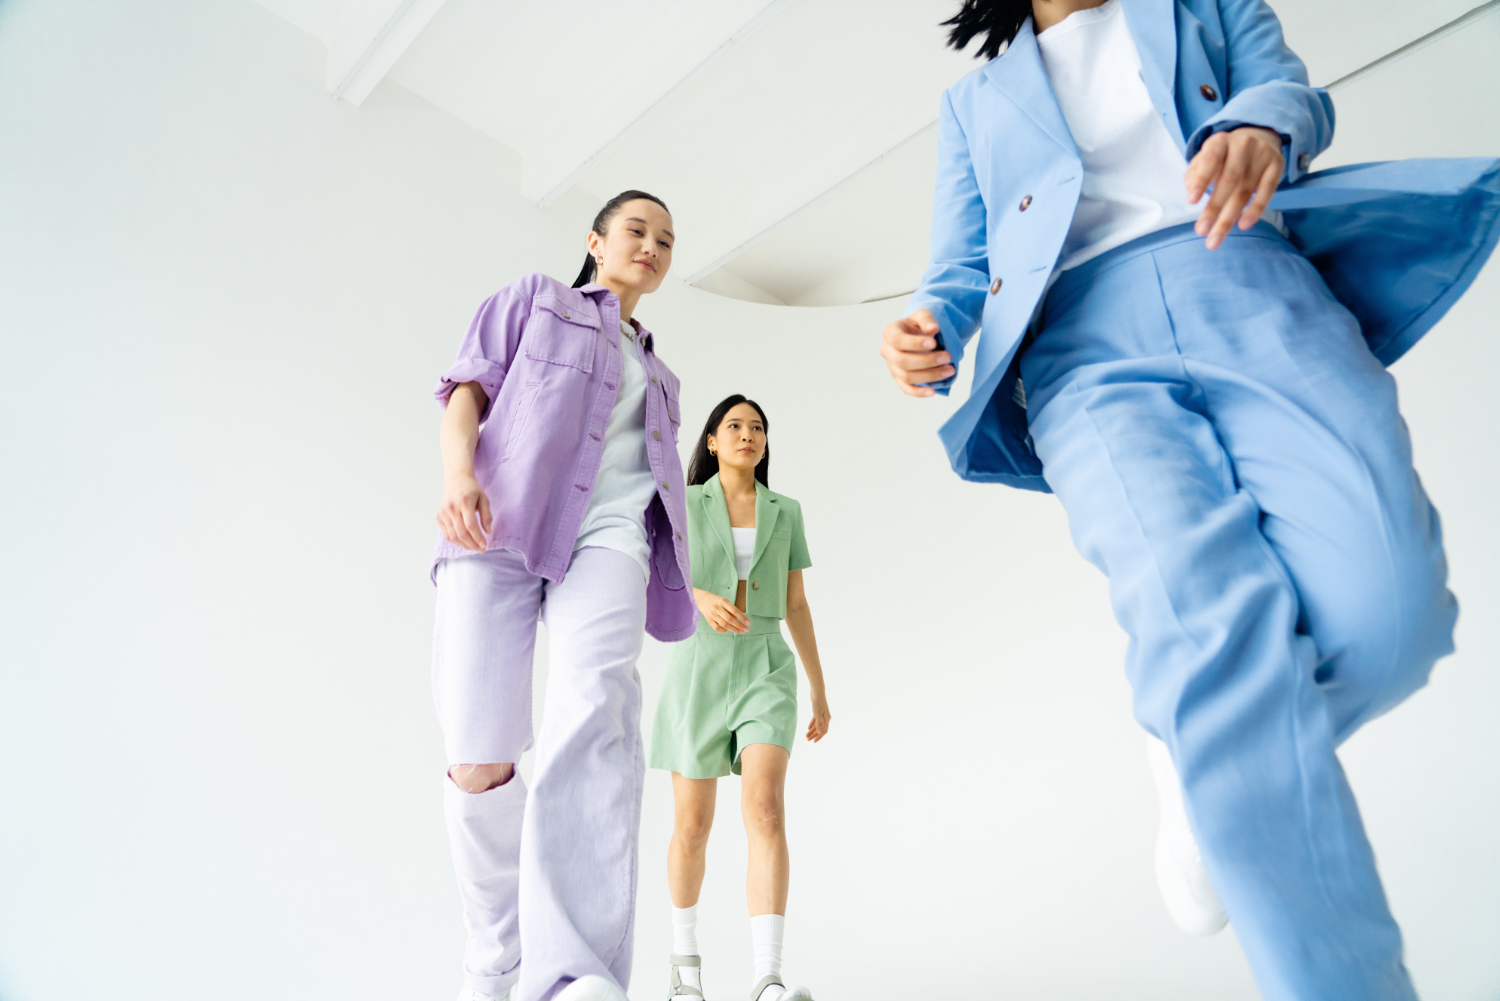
[731,526,756,581]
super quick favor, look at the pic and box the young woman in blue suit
[878,1,1499,998]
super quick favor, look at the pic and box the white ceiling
[254,0,1489,306]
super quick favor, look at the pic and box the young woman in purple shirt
[431,190,695,1001]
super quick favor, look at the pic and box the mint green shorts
[649,616,798,778]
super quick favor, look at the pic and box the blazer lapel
[749,482,780,573]
[981,18,1077,158]
[1122,0,1185,150]
[702,475,736,572]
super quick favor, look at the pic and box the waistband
[697,615,783,637]
[1046,220,1291,316]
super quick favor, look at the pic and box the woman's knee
[448,762,515,793]
[673,809,714,851]
[743,793,784,838]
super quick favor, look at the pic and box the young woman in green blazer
[648,395,830,1001]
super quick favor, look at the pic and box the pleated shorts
[649,615,797,778]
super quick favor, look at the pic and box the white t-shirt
[1036,0,1276,272]
[731,526,756,581]
[574,320,656,580]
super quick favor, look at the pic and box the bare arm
[784,569,830,742]
[436,381,492,552]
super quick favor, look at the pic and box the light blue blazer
[910,0,1500,491]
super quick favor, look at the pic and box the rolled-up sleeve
[1184,0,1335,185]
[434,284,531,421]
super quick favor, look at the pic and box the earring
[595,255,604,267]
[709,448,717,456]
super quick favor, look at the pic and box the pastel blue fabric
[1022,221,1457,1000]
[909,0,1500,489]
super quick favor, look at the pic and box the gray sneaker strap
[751,974,785,1001]
[669,956,705,999]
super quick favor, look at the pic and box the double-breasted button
[1019,195,1032,211]
[652,430,662,441]
[1297,151,1311,172]
[989,277,1002,295]
[751,581,760,591]
[1200,84,1219,101]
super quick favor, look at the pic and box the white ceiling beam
[1323,0,1499,89]
[685,119,938,285]
[530,0,796,207]
[326,0,449,106]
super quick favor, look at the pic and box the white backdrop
[0,2,1496,1000]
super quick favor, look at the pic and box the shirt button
[1019,195,1032,211]
[751,581,760,590]
[562,311,571,319]
[677,532,684,541]
[653,430,662,441]
[650,376,659,384]
[1200,84,1219,101]
[989,278,1002,295]
[1297,151,1311,171]
[660,481,670,490]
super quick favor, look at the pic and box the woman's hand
[694,587,750,634]
[879,309,954,397]
[1185,126,1285,250]
[437,471,492,552]
[806,691,831,743]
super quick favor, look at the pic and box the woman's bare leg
[739,743,790,915]
[669,773,718,907]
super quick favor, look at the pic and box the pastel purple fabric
[432,272,695,643]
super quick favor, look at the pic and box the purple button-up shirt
[432,272,695,643]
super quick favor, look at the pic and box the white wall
[0,3,1496,1001]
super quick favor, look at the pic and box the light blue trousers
[1020,222,1458,1001]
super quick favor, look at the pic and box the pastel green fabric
[650,474,811,777]
[686,474,811,620]
[650,616,798,778]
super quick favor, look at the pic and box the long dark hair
[571,189,672,288]
[687,395,770,488]
[941,0,1032,60]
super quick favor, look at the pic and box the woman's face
[588,199,674,294]
[707,402,766,474]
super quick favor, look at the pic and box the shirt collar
[580,282,655,352]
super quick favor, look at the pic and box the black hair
[941,0,1032,60]
[687,395,770,488]
[571,189,672,288]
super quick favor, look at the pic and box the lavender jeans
[433,546,648,1001]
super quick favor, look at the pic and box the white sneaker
[555,974,628,1001]
[456,989,511,1001]
[751,976,813,1001]
[1145,733,1228,936]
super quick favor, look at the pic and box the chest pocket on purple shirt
[500,296,598,463]
[660,370,682,442]
[524,296,598,374]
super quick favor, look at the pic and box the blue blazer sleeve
[1184,0,1335,184]
[908,90,990,395]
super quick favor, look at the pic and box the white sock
[672,905,700,988]
[750,913,785,985]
